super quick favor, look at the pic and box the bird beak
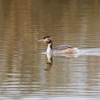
[38,39,45,42]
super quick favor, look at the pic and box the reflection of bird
[52,53,78,60]
[44,53,78,70]
[45,54,53,70]
[38,36,79,53]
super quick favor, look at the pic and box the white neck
[46,43,51,53]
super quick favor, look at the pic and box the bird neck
[46,41,53,53]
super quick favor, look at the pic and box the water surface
[0,0,100,100]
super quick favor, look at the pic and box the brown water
[0,0,100,100]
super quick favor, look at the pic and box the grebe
[38,36,79,53]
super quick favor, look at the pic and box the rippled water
[0,0,100,100]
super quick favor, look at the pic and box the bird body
[38,36,79,54]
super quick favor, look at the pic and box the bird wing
[52,45,72,51]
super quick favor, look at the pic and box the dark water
[0,0,100,100]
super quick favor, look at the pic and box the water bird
[38,36,79,53]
